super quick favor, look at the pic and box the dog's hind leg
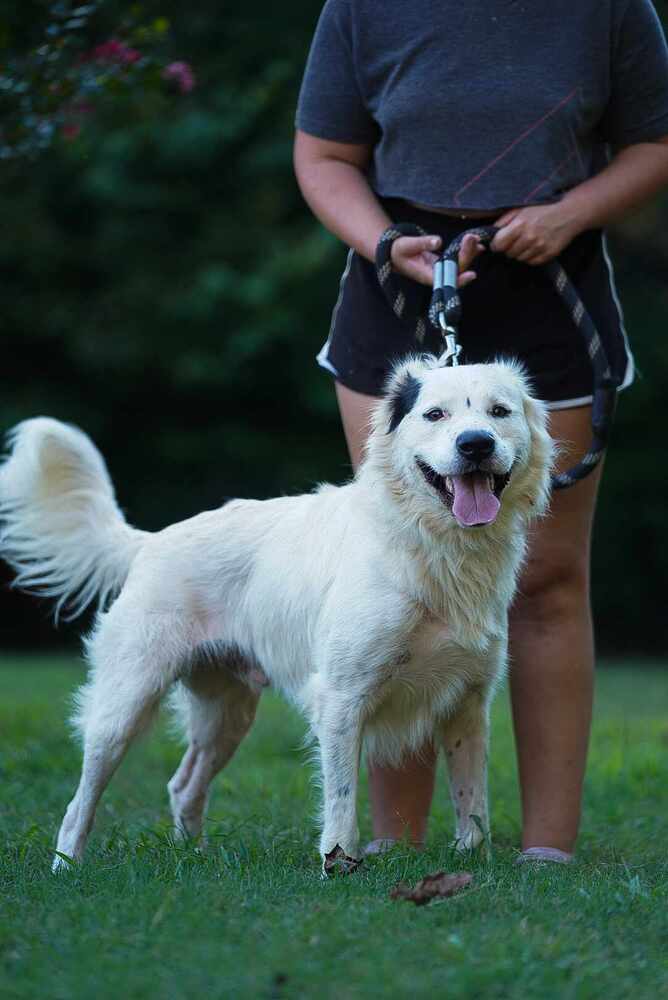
[53,608,187,871]
[441,687,493,852]
[168,667,260,840]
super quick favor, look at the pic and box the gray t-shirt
[296,0,668,211]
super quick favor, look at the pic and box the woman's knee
[511,550,590,630]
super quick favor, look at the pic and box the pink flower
[161,61,196,94]
[61,99,94,141]
[88,38,142,66]
[71,100,95,116]
[62,123,81,141]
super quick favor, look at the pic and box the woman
[293,0,668,862]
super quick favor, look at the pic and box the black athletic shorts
[317,198,634,408]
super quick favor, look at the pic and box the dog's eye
[423,408,446,422]
[490,405,511,418]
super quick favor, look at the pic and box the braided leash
[375,223,618,489]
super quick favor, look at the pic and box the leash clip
[438,320,462,367]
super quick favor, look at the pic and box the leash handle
[375,223,500,341]
[432,256,460,330]
[375,223,432,343]
[429,226,499,340]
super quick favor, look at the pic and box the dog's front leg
[442,686,492,851]
[317,699,363,873]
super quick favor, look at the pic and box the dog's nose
[456,430,495,463]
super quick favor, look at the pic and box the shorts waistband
[379,196,499,236]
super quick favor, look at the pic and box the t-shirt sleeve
[600,0,668,147]
[296,0,378,143]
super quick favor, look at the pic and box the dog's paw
[322,844,363,877]
[453,831,483,852]
[51,851,76,873]
[452,817,489,853]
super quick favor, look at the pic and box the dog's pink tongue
[452,472,500,527]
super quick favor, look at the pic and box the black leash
[376,223,618,489]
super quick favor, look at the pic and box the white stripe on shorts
[316,248,354,380]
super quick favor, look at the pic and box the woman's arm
[293,130,482,286]
[492,137,668,265]
[294,130,391,260]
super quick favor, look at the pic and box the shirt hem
[372,186,560,216]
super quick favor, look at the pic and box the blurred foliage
[0,2,193,159]
[0,0,667,654]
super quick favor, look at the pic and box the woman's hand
[390,232,484,287]
[491,203,582,266]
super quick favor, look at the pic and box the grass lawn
[1,656,667,999]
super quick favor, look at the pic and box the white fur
[0,418,146,619]
[0,359,553,870]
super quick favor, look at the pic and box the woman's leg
[336,382,438,846]
[509,404,601,854]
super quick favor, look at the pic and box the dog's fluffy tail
[0,417,148,619]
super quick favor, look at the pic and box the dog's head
[368,357,553,529]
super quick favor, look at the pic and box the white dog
[0,357,552,872]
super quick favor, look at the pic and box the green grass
[1,656,667,999]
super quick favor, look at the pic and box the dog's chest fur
[359,609,505,764]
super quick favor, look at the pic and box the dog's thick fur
[0,357,552,870]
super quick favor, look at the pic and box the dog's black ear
[387,372,421,433]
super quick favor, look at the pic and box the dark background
[1,1,667,655]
